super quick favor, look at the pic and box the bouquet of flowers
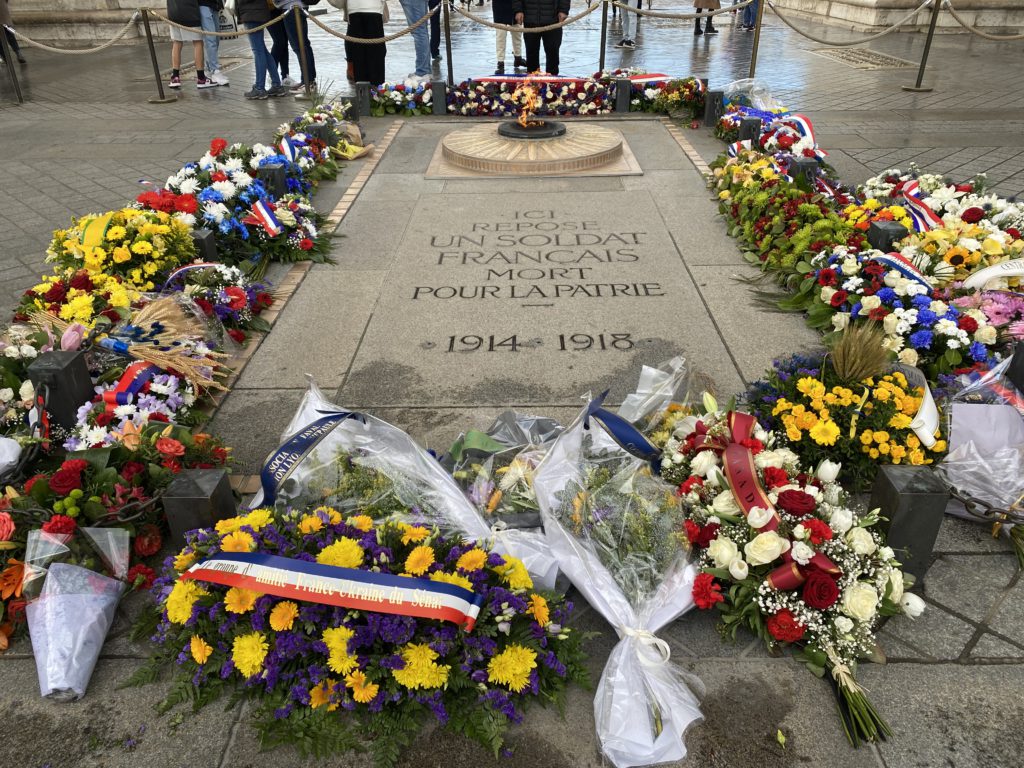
[275,101,368,167]
[534,396,702,767]
[657,397,924,746]
[138,511,587,766]
[372,82,435,116]
[953,290,1024,344]
[446,79,611,118]
[896,222,1024,284]
[162,263,274,345]
[841,199,913,234]
[650,78,705,122]
[18,268,138,327]
[136,187,200,222]
[243,193,332,278]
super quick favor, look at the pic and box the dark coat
[511,0,569,27]
[236,0,272,24]
[167,0,202,27]
[493,0,517,25]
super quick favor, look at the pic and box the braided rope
[303,4,441,44]
[943,0,1024,41]
[608,0,753,20]
[148,8,288,36]
[3,11,140,54]
[450,1,600,33]
[765,0,934,47]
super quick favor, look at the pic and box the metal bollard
[142,9,176,104]
[257,163,288,198]
[788,157,818,190]
[356,81,371,118]
[867,221,910,253]
[738,116,761,142]
[870,465,949,581]
[703,89,724,128]
[614,76,631,114]
[431,79,447,115]
[191,228,218,261]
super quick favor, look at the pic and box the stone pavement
[1,6,1024,768]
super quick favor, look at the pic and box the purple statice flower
[380,654,406,670]
[219,659,235,679]
[542,651,566,677]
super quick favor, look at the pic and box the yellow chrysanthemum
[486,644,537,693]
[322,626,357,675]
[348,515,374,532]
[269,601,300,632]
[809,419,840,447]
[430,571,474,591]
[404,545,435,576]
[399,524,430,545]
[456,548,488,572]
[190,635,213,665]
[243,508,273,531]
[166,580,208,624]
[224,587,261,614]
[221,530,255,553]
[298,515,323,535]
[215,516,245,535]
[173,550,197,572]
[528,594,550,626]
[232,632,269,678]
[391,643,450,690]
[345,670,380,704]
[494,555,533,591]
[312,505,342,524]
[309,679,338,710]
[317,538,365,569]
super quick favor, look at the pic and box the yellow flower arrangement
[487,644,538,693]
[232,631,269,678]
[316,537,365,569]
[391,642,450,690]
[841,201,913,233]
[166,580,209,625]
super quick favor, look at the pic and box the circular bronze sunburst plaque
[441,123,624,175]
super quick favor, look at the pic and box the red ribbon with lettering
[765,548,841,591]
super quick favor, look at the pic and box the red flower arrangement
[766,609,807,643]
[692,572,724,610]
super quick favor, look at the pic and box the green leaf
[776,729,787,748]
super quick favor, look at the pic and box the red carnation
[43,283,68,303]
[802,518,834,545]
[194,298,214,316]
[802,571,840,610]
[133,524,163,558]
[960,207,985,224]
[762,466,790,490]
[829,290,849,308]
[227,328,247,344]
[94,411,114,427]
[776,489,817,516]
[739,438,764,454]
[299,238,314,251]
[42,514,78,537]
[696,523,721,549]
[48,468,83,497]
[862,261,886,277]
[120,461,146,482]
[223,286,248,311]
[958,316,979,334]
[127,564,157,590]
[679,475,704,495]
[777,133,796,150]
[61,459,89,474]
[69,272,94,292]
[210,137,228,156]
[211,170,228,183]
[1007,227,1021,240]
[692,572,725,610]
[868,306,889,321]
[148,412,169,423]
[684,519,701,545]
[161,458,182,474]
[766,609,806,643]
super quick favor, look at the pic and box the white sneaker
[210,70,230,86]
[281,76,297,88]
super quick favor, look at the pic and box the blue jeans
[245,23,280,90]
[742,0,759,27]
[199,5,221,73]
[282,9,317,83]
[398,0,431,76]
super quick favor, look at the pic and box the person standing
[346,0,387,85]
[741,0,758,30]
[167,0,214,89]
[197,0,229,85]
[428,0,441,62]
[0,0,25,64]
[398,0,431,81]
[273,0,317,92]
[693,0,720,35]
[493,0,526,73]
[615,1,636,49]
[237,0,290,97]
[267,12,297,87]
[513,0,568,76]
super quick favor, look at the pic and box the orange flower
[156,437,186,457]
[192,433,211,447]
[0,559,24,601]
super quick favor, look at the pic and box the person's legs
[496,29,506,66]
[267,17,290,80]
[620,4,633,41]
[541,28,560,75]
[428,0,441,58]
[245,24,269,91]
[694,10,703,34]
[198,4,221,73]
[193,40,206,73]
[283,9,317,84]
[523,31,541,73]
[171,40,183,70]
[511,29,522,58]
[398,0,431,76]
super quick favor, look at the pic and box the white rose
[834,616,854,634]
[690,450,719,478]
[671,453,684,464]
[817,460,841,484]
[882,313,901,335]
[792,524,807,540]
[707,537,739,568]
[901,592,925,619]
[847,527,877,556]
[974,325,997,345]
[879,546,896,562]
[819,286,837,304]
[3,347,19,359]
[754,450,786,470]
[831,312,850,331]
[860,295,882,312]
[746,505,775,529]
[711,491,741,517]
[841,258,860,276]
[19,345,37,359]
[0,388,12,403]
[829,507,853,534]
[897,348,919,366]
[791,541,814,566]
[841,582,879,622]
[887,570,905,604]
[728,557,749,581]
[744,530,790,566]
[19,380,34,401]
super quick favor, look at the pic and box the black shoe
[17,53,26,64]
[513,55,528,69]
[495,62,505,75]
[694,20,703,35]
[705,22,718,33]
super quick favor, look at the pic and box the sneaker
[197,77,217,89]
[268,84,290,98]
[281,76,297,88]
[244,87,269,100]
[168,75,181,89]
[432,52,441,62]
[614,39,627,48]
[291,80,314,92]
[209,70,230,86]
[622,39,636,49]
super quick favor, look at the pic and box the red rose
[868,307,889,321]
[692,572,725,610]
[61,459,89,474]
[1007,228,1021,240]
[43,283,68,303]
[776,489,817,516]
[227,328,247,344]
[762,466,790,490]
[212,446,229,464]
[679,475,704,495]
[766,609,806,643]
[210,170,228,183]
[48,467,83,497]
[210,137,228,156]
[161,458,183,474]
[802,571,840,610]
[958,316,979,334]
[133,524,163,558]
[41,514,78,536]
[194,298,214,316]
[684,519,701,545]
[696,523,721,549]
[223,286,248,310]
[299,238,314,251]
[69,272,94,292]
[802,518,834,545]
[960,207,985,224]
[23,474,46,494]
[830,290,849,308]
[127,564,156,590]
[120,461,146,482]
[155,437,185,457]
[954,183,973,193]
[817,270,837,287]
[94,411,114,427]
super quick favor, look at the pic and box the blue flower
[969,341,989,362]
[911,294,932,308]
[916,309,937,326]
[909,330,933,349]
[876,287,897,303]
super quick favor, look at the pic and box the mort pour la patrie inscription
[413,210,665,354]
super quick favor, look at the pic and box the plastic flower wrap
[251,379,559,589]
[534,396,702,767]
[140,511,586,765]
[659,400,920,746]
[0,325,42,449]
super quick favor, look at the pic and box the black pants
[523,28,561,76]
[428,0,441,57]
[3,28,19,54]
[267,16,289,79]
[345,13,386,87]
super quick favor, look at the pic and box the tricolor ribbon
[584,391,661,470]
[279,135,307,163]
[182,551,484,630]
[102,361,160,413]
[727,139,753,158]
[764,547,841,591]
[815,177,840,198]
[893,180,943,232]
[161,262,221,292]
[869,252,932,290]
[245,200,284,237]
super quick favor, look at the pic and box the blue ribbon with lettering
[256,409,367,507]
[584,391,661,471]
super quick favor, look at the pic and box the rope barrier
[943,0,1024,41]
[450,1,601,34]
[147,9,289,36]
[3,11,140,54]
[766,0,934,46]
[303,4,441,45]
[608,0,754,21]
